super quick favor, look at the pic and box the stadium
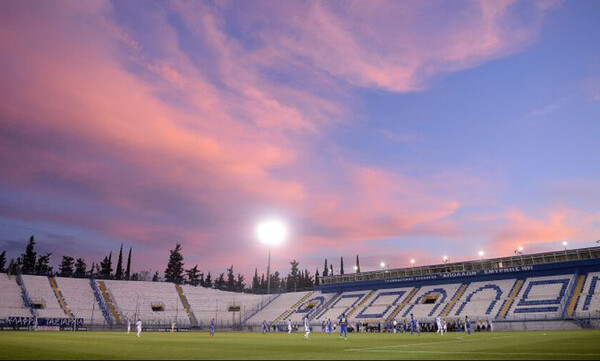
[2,0,600,360]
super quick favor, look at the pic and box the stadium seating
[401,284,462,319]
[102,280,188,326]
[575,272,600,318]
[56,277,104,324]
[507,275,575,319]
[245,291,313,325]
[20,275,67,318]
[0,274,32,319]
[354,288,413,322]
[454,279,517,318]
[312,292,369,322]
[181,285,265,326]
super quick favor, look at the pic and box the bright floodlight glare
[479,251,485,257]
[443,256,448,261]
[256,220,288,246]
[518,247,524,252]
[410,259,416,265]
[380,262,386,269]
[563,241,568,247]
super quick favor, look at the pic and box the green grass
[1,331,600,360]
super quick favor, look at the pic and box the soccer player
[436,316,443,335]
[304,317,311,340]
[410,314,420,336]
[393,319,398,334]
[465,316,471,335]
[127,320,131,334]
[210,318,216,337]
[263,321,269,335]
[339,314,348,340]
[136,319,142,338]
[322,321,326,334]
[287,319,293,334]
[327,319,333,335]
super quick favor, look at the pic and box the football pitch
[1,331,600,360]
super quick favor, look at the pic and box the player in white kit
[436,316,444,335]
[127,320,131,334]
[136,320,142,338]
[304,317,311,340]
[287,319,293,334]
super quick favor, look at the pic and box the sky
[1,0,599,279]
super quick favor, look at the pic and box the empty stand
[0,273,32,319]
[21,275,66,318]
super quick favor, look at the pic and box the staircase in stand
[273,292,314,325]
[440,284,469,317]
[497,279,525,320]
[49,277,74,318]
[98,280,123,325]
[175,284,198,327]
[90,279,112,325]
[566,274,587,318]
[347,290,377,319]
[311,293,341,320]
[386,287,420,323]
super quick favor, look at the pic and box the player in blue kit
[465,316,471,335]
[327,319,333,335]
[262,320,269,335]
[339,314,348,340]
[209,318,215,337]
[410,314,420,336]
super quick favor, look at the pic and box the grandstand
[0,247,599,331]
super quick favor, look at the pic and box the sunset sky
[1,0,599,278]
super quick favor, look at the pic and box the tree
[205,272,213,288]
[269,271,281,291]
[315,269,320,287]
[164,244,185,284]
[115,244,124,280]
[227,266,235,291]
[58,256,75,277]
[0,251,6,273]
[356,255,361,273]
[340,257,345,276]
[74,258,87,278]
[36,253,53,276]
[99,252,113,279]
[329,264,334,277]
[252,269,259,293]
[186,265,201,286]
[287,260,300,292]
[323,259,329,277]
[199,272,205,287]
[21,235,37,275]
[125,247,132,280]
[260,274,266,291]
[235,274,245,292]
[152,271,160,282]
[215,273,225,289]
[7,259,20,276]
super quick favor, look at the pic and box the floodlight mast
[257,220,288,295]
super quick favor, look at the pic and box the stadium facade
[1,247,599,332]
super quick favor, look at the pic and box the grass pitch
[1,331,599,360]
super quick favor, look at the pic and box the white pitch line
[361,350,600,358]
[344,335,518,352]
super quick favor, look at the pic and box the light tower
[257,220,288,295]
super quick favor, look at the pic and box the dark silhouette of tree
[287,260,300,292]
[99,252,113,279]
[125,247,132,280]
[323,259,329,277]
[205,272,213,288]
[329,264,334,277]
[215,273,225,289]
[115,244,124,280]
[58,256,75,277]
[235,274,245,292]
[36,253,52,276]
[152,271,160,282]
[227,266,235,291]
[0,251,6,273]
[74,258,87,278]
[315,269,320,287]
[21,236,37,275]
[252,269,260,293]
[186,265,201,286]
[164,244,185,284]
[340,257,345,276]
[356,255,361,273]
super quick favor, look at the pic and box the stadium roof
[321,246,600,286]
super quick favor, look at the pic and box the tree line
[1,236,361,294]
